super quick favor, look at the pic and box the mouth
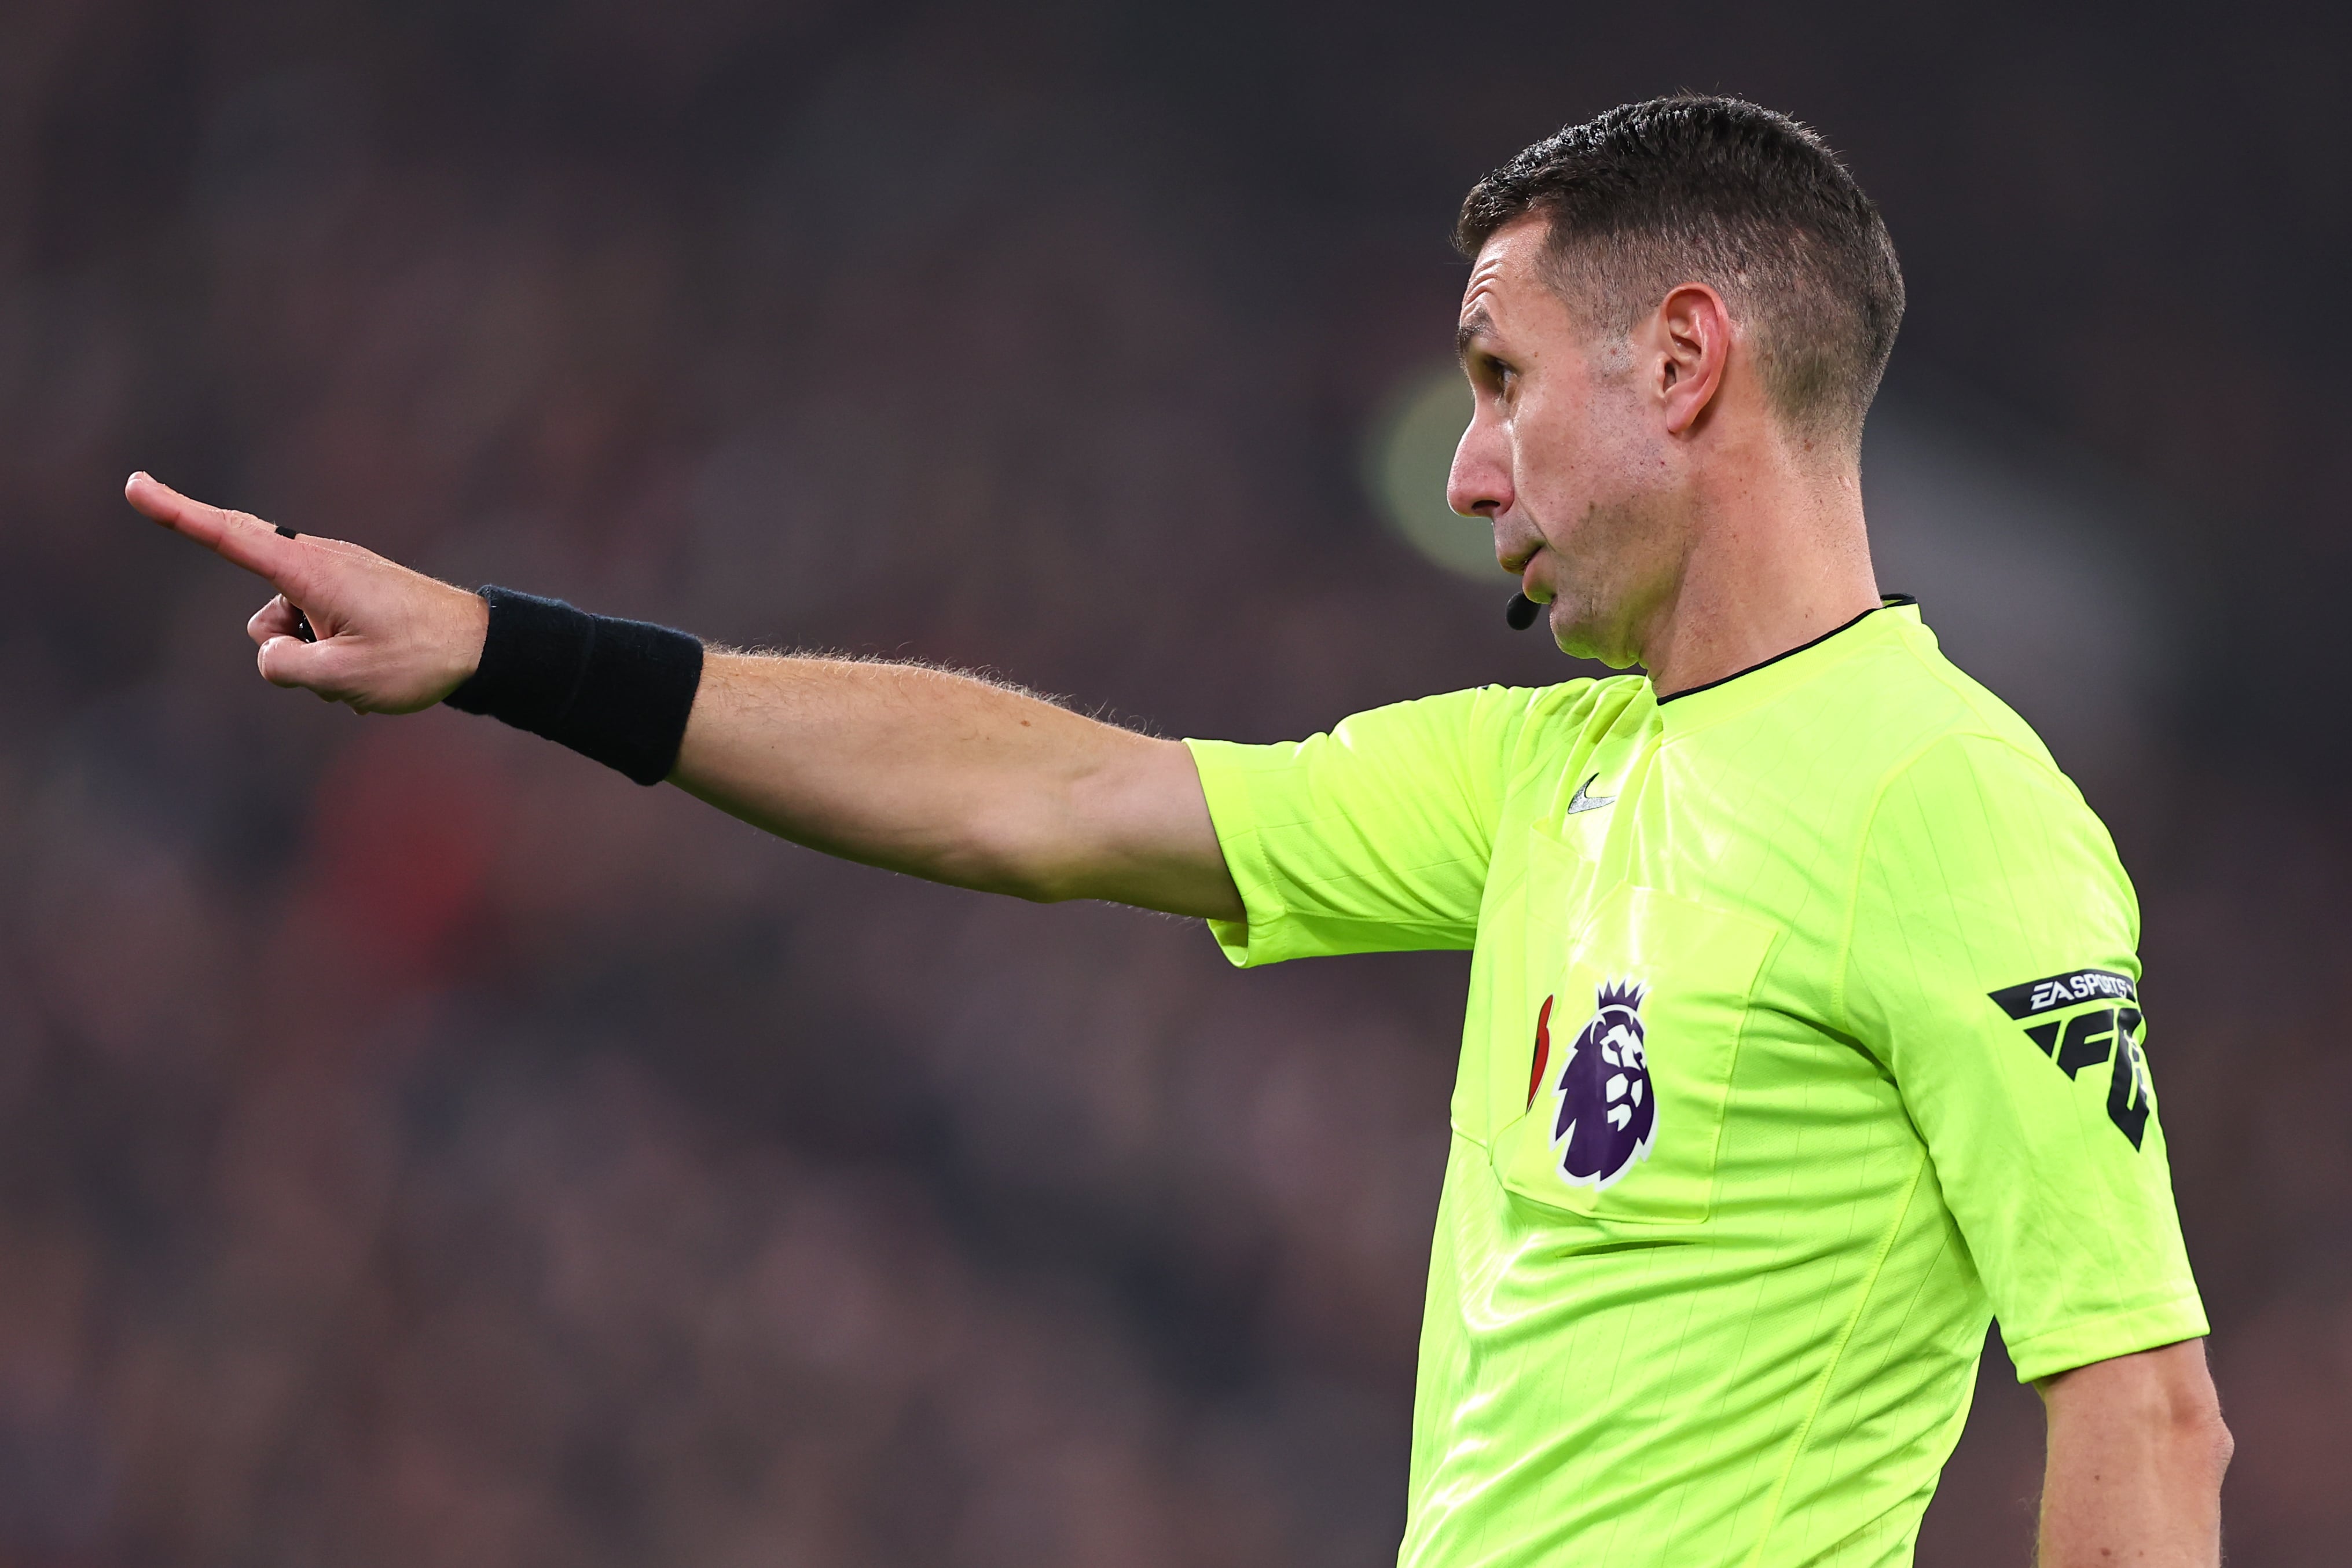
[1496,526,1554,604]
[1513,553,1551,605]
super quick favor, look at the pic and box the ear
[1650,284,1732,436]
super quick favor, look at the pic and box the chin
[1553,614,1640,670]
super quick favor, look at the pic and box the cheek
[1525,388,1662,521]
[1511,396,1606,533]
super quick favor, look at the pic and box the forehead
[1459,215,1592,363]
[1459,216,1554,326]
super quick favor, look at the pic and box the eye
[1470,352,1516,399]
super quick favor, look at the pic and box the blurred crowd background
[3,1,2349,1563]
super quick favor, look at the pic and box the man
[126,97,2226,1566]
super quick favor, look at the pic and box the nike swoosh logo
[1566,773,1616,815]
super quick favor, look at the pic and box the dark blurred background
[3,1,2349,1563]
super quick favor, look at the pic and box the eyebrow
[1455,306,1495,363]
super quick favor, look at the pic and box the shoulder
[1828,625,2131,914]
[1840,714,2140,1024]
[1802,615,2087,826]
[1325,674,1641,762]
[1414,674,1644,726]
[1867,638,2101,842]
[1872,728,2109,851]
[1859,725,2134,951]
[1195,677,1637,818]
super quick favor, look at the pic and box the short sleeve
[1183,685,1543,967]
[1842,732,2208,1382]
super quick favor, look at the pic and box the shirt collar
[1653,596,1920,736]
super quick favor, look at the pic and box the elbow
[2161,1368,2233,1488]
[931,837,1083,905]
[2173,1365,2232,1467]
[945,803,1105,905]
[2193,1407,2234,1483]
[2042,1337,2233,1488]
[1002,871,1081,906]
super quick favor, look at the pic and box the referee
[126,97,2226,1567]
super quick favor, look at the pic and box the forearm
[116,473,1242,919]
[672,651,1239,916]
[2035,1340,2230,1567]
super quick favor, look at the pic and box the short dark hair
[1455,96,1904,443]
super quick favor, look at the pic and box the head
[1446,96,1903,666]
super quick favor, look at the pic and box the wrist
[440,589,490,696]
[460,589,489,677]
[442,587,704,785]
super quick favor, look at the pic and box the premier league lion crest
[1538,979,1656,1189]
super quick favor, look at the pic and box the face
[1447,218,1689,667]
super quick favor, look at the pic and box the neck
[1635,434,1880,697]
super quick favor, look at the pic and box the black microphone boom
[1505,593,1540,631]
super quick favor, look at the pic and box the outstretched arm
[2035,1338,2230,1567]
[674,652,1237,913]
[124,473,1243,920]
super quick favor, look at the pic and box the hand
[125,473,490,714]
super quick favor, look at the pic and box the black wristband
[443,587,704,786]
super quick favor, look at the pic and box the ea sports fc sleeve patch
[1987,967,2152,1149]
[1182,686,1537,967]
[1840,732,2208,1383]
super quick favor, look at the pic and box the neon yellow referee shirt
[1185,601,2206,1567]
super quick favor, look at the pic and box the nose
[1447,401,1512,521]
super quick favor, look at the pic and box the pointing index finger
[124,472,303,587]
